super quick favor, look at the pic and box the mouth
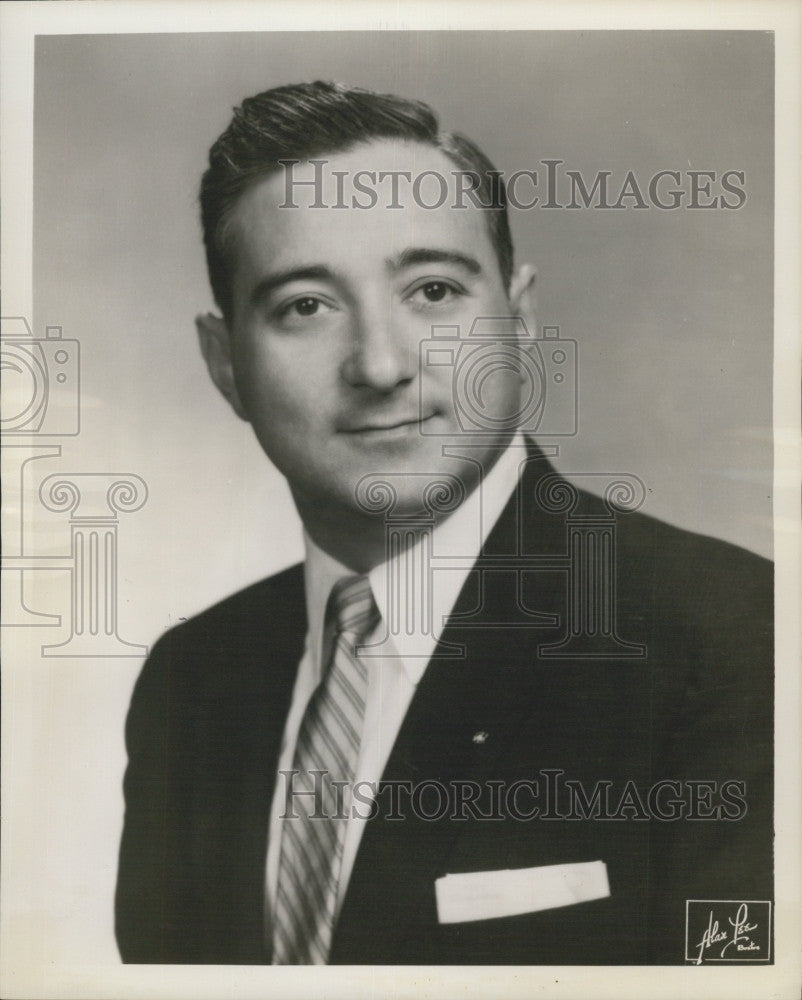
[341,413,437,437]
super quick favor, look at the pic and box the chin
[345,467,471,524]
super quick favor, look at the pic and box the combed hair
[200,81,514,319]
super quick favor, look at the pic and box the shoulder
[520,447,772,610]
[126,562,306,730]
[520,459,772,688]
[605,505,773,681]
[612,510,773,741]
[613,506,772,624]
[151,561,306,657]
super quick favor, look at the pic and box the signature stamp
[685,900,772,964]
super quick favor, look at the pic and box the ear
[507,265,538,370]
[195,313,248,420]
[508,263,537,328]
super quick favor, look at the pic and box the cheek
[486,366,523,403]
[231,336,285,401]
[232,339,334,433]
[465,369,522,423]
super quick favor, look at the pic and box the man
[115,81,773,965]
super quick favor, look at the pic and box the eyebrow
[249,248,483,306]
[389,247,483,275]
[250,266,334,306]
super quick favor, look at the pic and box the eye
[421,281,449,302]
[273,294,336,325]
[294,297,320,316]
[283,296,323,317]
[407,279,465,308]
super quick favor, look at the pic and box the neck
[304,521,391,574]
[291,492,396,573]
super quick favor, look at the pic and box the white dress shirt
[265,433,528,936]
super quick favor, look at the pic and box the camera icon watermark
[419,318,577,438]
[0,317,80,436]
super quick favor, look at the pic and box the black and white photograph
[1,3,799,998]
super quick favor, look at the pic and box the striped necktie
[272,574,379,964]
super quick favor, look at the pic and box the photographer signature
[694,903,761,964]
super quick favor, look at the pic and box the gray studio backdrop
[24,30,771,963]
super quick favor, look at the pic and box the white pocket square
[435,860,610,924]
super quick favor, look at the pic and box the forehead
[225,139,501,285]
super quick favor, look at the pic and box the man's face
[200,139,535,526]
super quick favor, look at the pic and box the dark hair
[200,81,514,320]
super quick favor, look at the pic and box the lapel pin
[472,731,489,744]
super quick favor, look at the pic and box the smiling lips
[342,413,436,434]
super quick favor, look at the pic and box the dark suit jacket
[115,452,773,964]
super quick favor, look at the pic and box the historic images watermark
[418,319,576,438]
[1,318,80,436]
[277,769,751,823]
[278,159,748,212]
[0,316,148,657]
[352,314,646,660]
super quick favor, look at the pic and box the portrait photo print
[2,21,783,995]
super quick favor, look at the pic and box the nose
[341,299,416,392]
